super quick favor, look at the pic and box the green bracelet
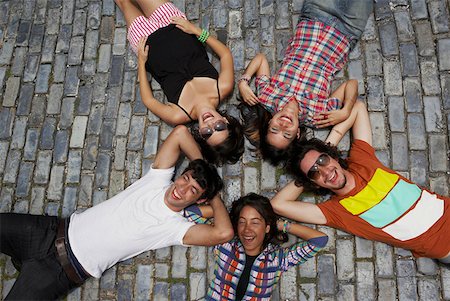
[282,220,290,234]
[198,29,210,43]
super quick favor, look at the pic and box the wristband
[282,220,290,234]
[198,29,210,43]
[238,75,250,84]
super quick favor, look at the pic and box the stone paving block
[10,116,27,149]
[59,97,75,129]
[170,283,187,301]
[11,47,27,76]
[388,96,405,131]
[276,30,291,62]
[369,112,387,149]
[230,39,245,71]
[70,116,88,148]
[420,59,441,95]
[52,54,67,83]
[348,60,365,94]
[0,187,14,213]
[442,74,450,110]
[429,135,449,172]
[82,136,98,170]
[415,22,434,56]
[391,133,408,170]
[356,262,375,301]
[355,237,373,258]
[430,175,449,196]
[99,119,115,150]
[34,150,52,185]
[394,10,414,42]
[377,279,397,301]
[54,130,69,163]
[0,40,15,66]
[35,64,52,94]
[30,187,45,214]
[228,10,242,39]
[126,151,142,183]
[46,84,63,115]
[189,273,206,301]
[45,201,60,216]
[29,23,45,54]
[404,78,422,112]
[442,268,450,300]
[73,9,87,36]
[423,96,443,132]
[56,24,72,53]
[189,246,207,270]
[318,255,336,296]
[100,16,115,43]
[64,66,80,97]
[117,273,133,301]
[22,54,40,82]
[87,2,101,30]
[68,36,85,65]
[40,117,56,150]
[109,170,124,198]
[261,160,276,190]
[280,265,297,300]
[98,44,112,73]
[62,186,78,217]
[62,0,74,24]
[135,265,153,301]
[407,114,426,150]
[46,8,61,35]
[113,137,127,171]
[66,150,82,184]
[428,0,449,34]
[410,0,428,19]
[78,174,94,207]
[409,151,427,187]
[95,152,111,188]
[121,71,136,102]
[243,167,258,195]
[399,44,419,76]
[23,128,39,161]
[364,41,383,76]
[416,257,438,275]
[397,276,418,301]
[418,278,440,301]
[113,27,127,55]
[383,61,403,96]
[172,246,187,278]
[0,141,9,176]
[82,278,99,300]
[48,165,65,201]
[77,84,93,115]
[116,102,132,136]
[3,77,21,107]
[153,281,169,301]
[375,242,394,277]
[16,161,34,197]
[438,38,450,71]
[336,238,354,281]
[379,21,399,56]
[16,20,31,46]
[374,0,392,20]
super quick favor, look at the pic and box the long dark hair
[287,138,348,195]
[191,111,244,166]
[239,103,306,166]
[230,193,288,249]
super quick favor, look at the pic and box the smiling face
[198,110,230,147]
[266,100,300,150]
[300,150,347,191]
[164,171,206,212]
[237,205,270,256]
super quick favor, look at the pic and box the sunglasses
[199,120,228,140]
[307,153,331,180]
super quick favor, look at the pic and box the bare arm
[314,79,358,128]
[153,125,202,169]
[183,195,234,246]
[325,100,372,146]
[277,220,327,241]
[271,181,327,225]
[137,38,186,125]
[170,17,234,98]
[238,53,271,106]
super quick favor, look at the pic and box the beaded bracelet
[238,75,250,85]
[282,220,290,234]
[198,29,210,43]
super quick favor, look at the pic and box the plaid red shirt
[256,20,351,127]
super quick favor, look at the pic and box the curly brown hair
[287,138,348,195]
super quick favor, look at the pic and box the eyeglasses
[307,154,331,180]
[199,120,228,140]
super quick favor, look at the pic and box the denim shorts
[300,0,373,49]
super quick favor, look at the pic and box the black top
[145,24,219,120]
[235,254,258,301]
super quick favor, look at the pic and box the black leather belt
[55,219,86,285]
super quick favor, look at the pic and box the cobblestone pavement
[0,0,449,300]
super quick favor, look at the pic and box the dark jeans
[0,213,78,300]
[301,0,374,49]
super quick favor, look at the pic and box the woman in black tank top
[114,0,244,165]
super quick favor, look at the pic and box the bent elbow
[218,227,234,243]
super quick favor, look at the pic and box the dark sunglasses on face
[307,153,331,180]
[199,120,227,140]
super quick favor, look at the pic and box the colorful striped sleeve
[279,235,328,271]
[182,205,212,225]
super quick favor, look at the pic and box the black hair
[182,159,223,200]
[239,103,306,166]
[230,193,288,249]
[287,138,348,195]
[191,111,244,166]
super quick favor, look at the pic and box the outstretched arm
[183,194,234,246]
[170,17,234,98]
[271,181,327,225]
[325,100,372,146]
[238,53,270,106]
[137,38,186,125]
[314,79,358,128]
[153,125,202,169]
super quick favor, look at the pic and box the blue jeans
[0,213,78,300]
[301,0,373,49]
